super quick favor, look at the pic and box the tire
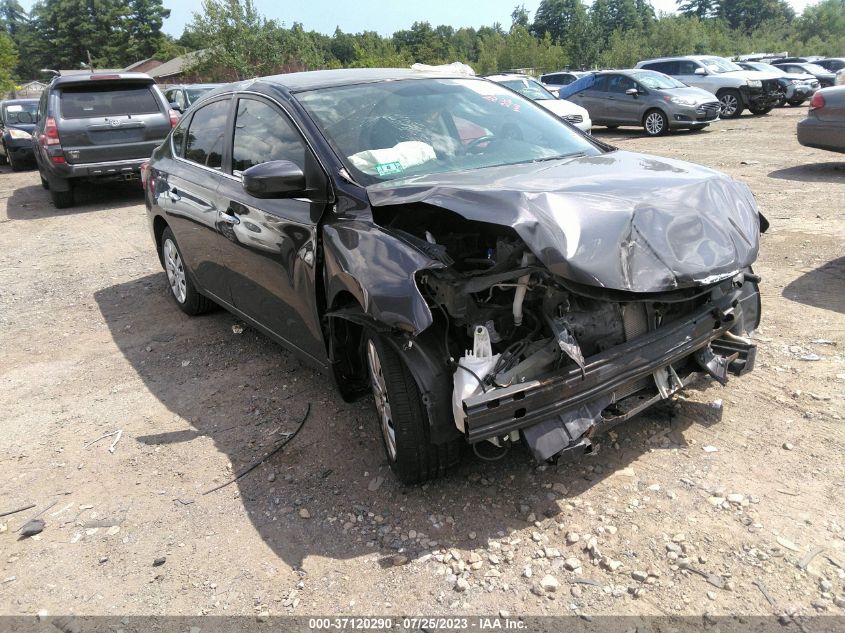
[787,98,806,107]
[364,331,461,484]
[642,109,668,136]
[49,186,74,209]
[7,148,22,172]
[777,95,787,107]
[749,105,773,115]
[0,144,6,166]
[40,176,49,190]
[160,227,215,316]
[717,89,744,118]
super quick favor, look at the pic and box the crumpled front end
[361,152,764,463]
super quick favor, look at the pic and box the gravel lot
[1,106,844,622]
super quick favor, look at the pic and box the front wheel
[364,332,461,484]
[787,98,806,107]
[160,227,215,316]
[7,148,23,172]
[0,144,7,166]
[643,109,668,136]
[717,89,744,118]
[749,105,773,115]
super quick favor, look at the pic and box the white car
[486,74,592,133]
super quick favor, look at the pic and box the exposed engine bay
[373,203,760,463]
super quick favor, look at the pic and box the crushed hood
[366,150,762,293]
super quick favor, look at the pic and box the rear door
[158,96,233,302]
[569,75,609,123]
[57,80,172,164]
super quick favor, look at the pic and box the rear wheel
[160,227,215,316]
[642,109,668,136]
[364,331,461,484]
[717,89,744,118]
[49,184,74,209]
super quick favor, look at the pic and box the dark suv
[34,72,176,208]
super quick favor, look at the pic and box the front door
[215,96,330,363]
[605,75,645,124]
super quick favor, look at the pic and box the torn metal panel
[366,150,762,293]
[322,221,443,334]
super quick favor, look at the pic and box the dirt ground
[1,106,844,623]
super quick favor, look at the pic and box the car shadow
[768,162,845,184]
[94,274,725,570]
[782,257,845,314]
[591,127,713,139]
[5,180,144,220]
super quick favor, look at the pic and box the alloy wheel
[163,238,187,304]
[644,112,664,136]
[720,94,739,117]
[366,339,397,461]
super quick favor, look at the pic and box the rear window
[59,84,161,119]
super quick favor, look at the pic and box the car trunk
[57,81,170,164]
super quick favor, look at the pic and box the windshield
[186,87,215,104]
[2,101,39,124]
[499,77,555,101]
[749,62,783,74]
[700,57,742,73]
[801,63,828,74]
[632,71,686,89]
[297,78,601,186]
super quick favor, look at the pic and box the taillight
[39,116,61,146]
[140,161,151,190]
[168,109,179,128]
[809,92,826,110]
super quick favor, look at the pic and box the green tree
[123,0,171,61]
[0,0,26,36]
[676,0,716,19]
[0,30,17,91]
[185,0,288,80]
[715,0,794,33]
[511,4,529,30]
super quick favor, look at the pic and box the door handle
[221,208,240,225]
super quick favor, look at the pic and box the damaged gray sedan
[143,69,766,483]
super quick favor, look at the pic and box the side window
[678,60,699,75]
[591,75,609,91]
[232,98,305,173]
[607,75,636,93]
[172,117,187,158]
[184,99,229,169]
[545,74,564,85]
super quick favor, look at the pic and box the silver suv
[635,56,781,118]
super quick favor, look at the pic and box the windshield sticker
[375,161,404,177]
[6,105,22,112]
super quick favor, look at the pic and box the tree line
[1,0,844,90]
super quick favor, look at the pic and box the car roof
[486,73,539,82]
[249,68,474,94]
[51,72,155,88]
[0,98,39,106]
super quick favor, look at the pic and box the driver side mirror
[694,67,707,75]
[625,88,640,97]
[242,160,306,198]
[169,102,183,113]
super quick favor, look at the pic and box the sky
[18,0,822,37]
